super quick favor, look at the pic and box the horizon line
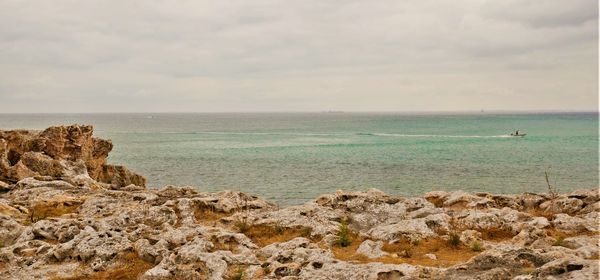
[0,109,598,115]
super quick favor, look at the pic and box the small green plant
[521,266,536,275]
[338,217,351,247]
[232,271,244,280]
[449,232,461,248]
[471,241,483,252]
[235,220,250,234]
[235,195,251,234]
[411,238,421,246]
[300,226,312,238]
[553,236,565,247]
[274,223,284,235]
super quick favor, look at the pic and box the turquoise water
[0,113,597,205]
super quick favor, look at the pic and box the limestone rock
[444,190,492,208]
[511,227,548,247]
[424,253,437,260]
[0,180,12,192]
[32,219,82,243]
[367,218,435,241]
[539,198,584,215]
[96,164,146,189]
[552,214,589,232]
[0,215,24,247]
[460,229,483,247]
[0,125,145,188]
[403,197,435,211]
[298,262,419,280]
[135,238,171,264]
[533,257,598,279]
[239,203,343,236]
[356,240,387,259]
[194,190,276,213]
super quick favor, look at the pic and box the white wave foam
[364,133,512,138]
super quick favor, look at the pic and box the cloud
[0,0,597,112]
[483,0,598,28]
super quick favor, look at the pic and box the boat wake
[357,133,512,138]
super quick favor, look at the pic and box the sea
[0,112,597,205]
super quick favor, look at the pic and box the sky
[0,0,598,113]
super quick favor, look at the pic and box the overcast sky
[0,0,598,113]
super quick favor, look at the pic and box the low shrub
[338,217,351,247]
[448,232,461,248]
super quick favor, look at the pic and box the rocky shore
[0,125,598,280]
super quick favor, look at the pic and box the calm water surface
[0,112,597,205]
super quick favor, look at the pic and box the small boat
[510,130,526,137]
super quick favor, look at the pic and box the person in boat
[515,130,519,135]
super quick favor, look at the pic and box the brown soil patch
[526,208,555,220]
[546,228,600,239]
[445,201,469,211]
[546,229,600,259]
[225,264,248,280]
[425,197,444,208]
[332,234,481,267]
[479,228,515,242]
[51,251,153,280]
[194,204,231,226]
[172,262,209,279]
[450,220,515,243]
[210,235,241,253]
[25,197,84,225]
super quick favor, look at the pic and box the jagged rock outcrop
[0,125,145,188]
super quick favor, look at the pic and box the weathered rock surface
[0,125,598,280]
[0,125,145,188]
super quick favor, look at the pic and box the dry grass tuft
[225,265,247,280]
[552,236,565,247]
[448,232,461,247]
[479,227,515,241]
[546,228,599,240]
[470,241,483,252]
[520,265,536,275]
[193,203,231,226]
[526,208,555,220]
